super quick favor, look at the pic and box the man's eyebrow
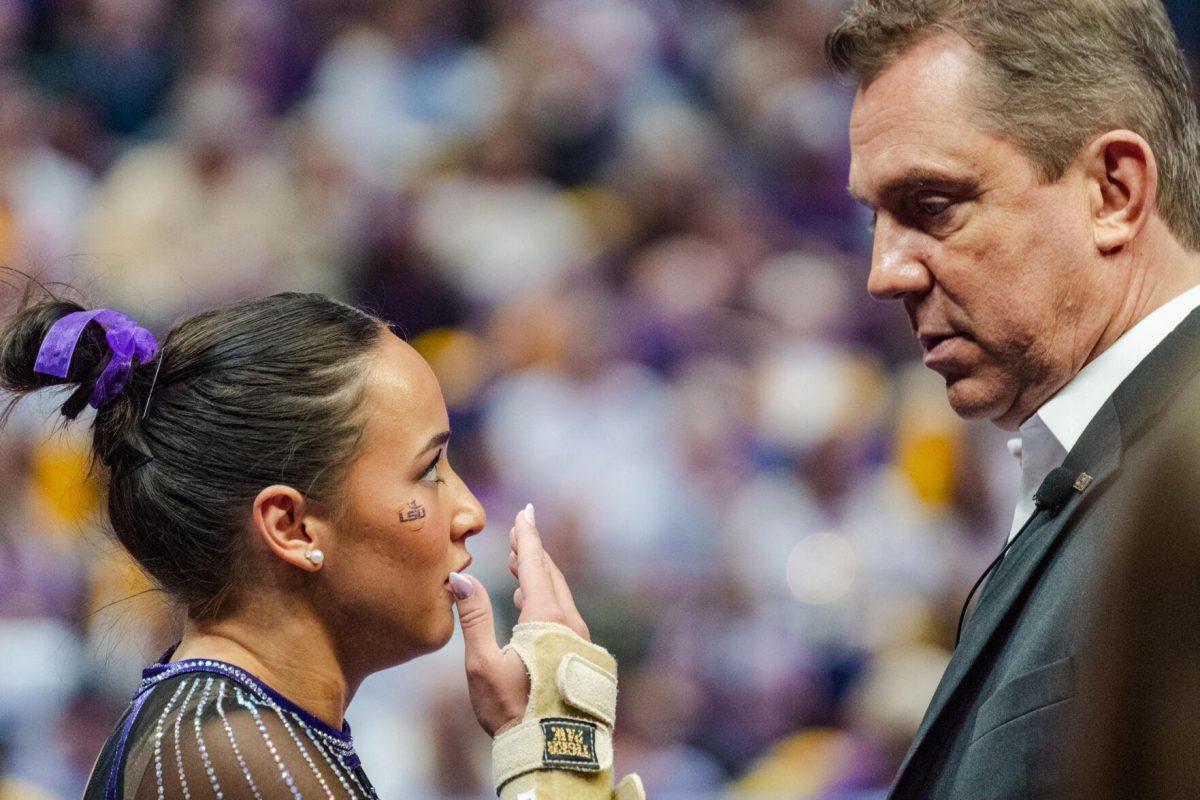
[848,185,870,206]
[414,430,451,459]
[849,171,978,207]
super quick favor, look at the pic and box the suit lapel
[893,405,1120,787]
[893,305,1200,794]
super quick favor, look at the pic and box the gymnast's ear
[251,485,327,573]
[1083,130,1157,255]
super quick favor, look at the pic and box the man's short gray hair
[827,0,1200,251]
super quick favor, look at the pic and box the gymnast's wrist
[492,623,620,790]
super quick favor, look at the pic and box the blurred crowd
[1,1,1198,798]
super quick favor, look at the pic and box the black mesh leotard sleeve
[86,669,377,800]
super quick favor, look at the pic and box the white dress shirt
[1008,282,1200,540]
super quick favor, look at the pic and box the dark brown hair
[826,0,1200,250]
[0,289,384,618]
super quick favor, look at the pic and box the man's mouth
[919,331,972,369]
[920,332,955,351]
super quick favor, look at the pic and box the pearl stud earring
[305,548,325,567]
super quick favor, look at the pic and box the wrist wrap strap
[493,623,616,789]
[493,717,613,786]
[493,622,644,799]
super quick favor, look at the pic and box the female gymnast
[0,292,642,799]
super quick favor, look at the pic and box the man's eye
[914,194,953,218]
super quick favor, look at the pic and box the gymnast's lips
[445,557,473,583]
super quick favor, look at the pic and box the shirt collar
[1033,281,1200,453]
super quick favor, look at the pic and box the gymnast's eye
[421,450,446,485]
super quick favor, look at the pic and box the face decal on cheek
[399,500,427,524]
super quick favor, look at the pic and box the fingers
[508,506,589,639]
[512,506,563,622]
[546,557,589,640]
[453,573,502,673]
[454,574,533,736]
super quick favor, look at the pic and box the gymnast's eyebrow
[414,430,451,459]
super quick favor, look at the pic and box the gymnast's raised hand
[452,506,643,799]
[450,503,590,735]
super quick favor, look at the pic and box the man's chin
[943,374,1013,424]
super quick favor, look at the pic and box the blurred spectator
[84,76,341,321]
[38,0,176,140]
[0,72,93,281]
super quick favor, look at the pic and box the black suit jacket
[889,306,1200,799]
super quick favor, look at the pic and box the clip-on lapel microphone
[955,466,1081,645]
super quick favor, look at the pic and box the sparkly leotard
[83,652,378,799]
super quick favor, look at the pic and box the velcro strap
[556,653,617,726]
[493,717,613,792]
[614,773,647,800]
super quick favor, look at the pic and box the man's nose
[867,221,934,301]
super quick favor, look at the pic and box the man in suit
[827,1,1200,797]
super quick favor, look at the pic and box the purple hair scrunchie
[33,309,159,409]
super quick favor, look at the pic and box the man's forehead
[847,34,991,203]
[852,31,981,121]
[848,123,984,204]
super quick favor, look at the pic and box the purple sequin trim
[140,657,355,752]
[105,687,154,800]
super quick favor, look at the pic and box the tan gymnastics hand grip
[493,622,645,800]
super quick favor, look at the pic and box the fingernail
[523,503,536,526]
[448,571,474,600]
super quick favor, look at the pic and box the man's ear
[1084,130,1158,254]
[251,485,328,572]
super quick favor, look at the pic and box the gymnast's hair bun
[0,299,118,420]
